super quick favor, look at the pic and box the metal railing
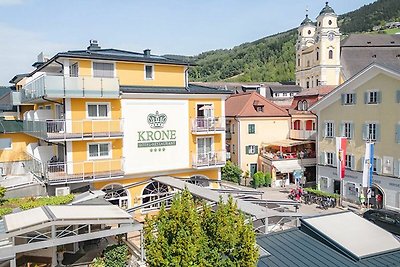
[21,74,120,102]
[192,151,226,168]
[290,129,317,140]
[23,119,123,140]
[45,158,124,184]
[191,117,225,133]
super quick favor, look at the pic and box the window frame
[87,142,112,160]
[343,122,352,139]
[86,102,111,119]
[343,93,356,105]
[368,91,378,104]
[345,154,354,169]
[144,64,155,80]
[325,121,334,138]
[92,61,115,78]
[248,124,256,134]
[326,152,334,166]
[367,123,377,141]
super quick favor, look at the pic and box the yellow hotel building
[13,41,230,210]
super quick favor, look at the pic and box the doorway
[334,180,341,194]
[250,163,257,177]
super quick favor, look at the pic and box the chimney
[144,49,151,57]
[87,40,101,51]
[32,52,50,69]
[258,83,267,98]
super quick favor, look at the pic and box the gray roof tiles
[120,84,232,95]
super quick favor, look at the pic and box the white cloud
[0,23,71,84]
[0,0,24,6]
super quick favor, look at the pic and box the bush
[19,194,74,210]
[103,244,129,267]
[253,171,265,188]
[304,188,339,199]
[0,207,12,217]
[264,172,272,186]
[221,161,243,184]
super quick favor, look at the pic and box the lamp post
[299,151,305,188]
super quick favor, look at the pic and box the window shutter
[340,123,344,137]
[351,156,355,170]
[320,153,326,165]
[362,124,368,140]
[353,93,357,104]
[396,124,400,143]
[323,122,327,138]
[254,145,259,155]
[375,124,381,142]
[332,123,335,137]
[364,92,368,104]
[361,157,364,170]
[397,90,400,103]
[333,152,337,167]
[394,160,399,177]
[350,122,354,139]
[245,146,249,155]
[341,94,345,105]
[376,158,382,174]
[376,91,382,104]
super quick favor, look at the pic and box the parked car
[363,209,400,236]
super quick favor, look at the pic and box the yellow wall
[319,73,400,170]
[0,133,37,162]
[116,62,185,87]
[71,139,123,174]
[77,60,92,77]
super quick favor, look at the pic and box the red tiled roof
[294,85,335,97]
[225,92,289,117]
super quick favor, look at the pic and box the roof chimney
[87,40,101,51]
[144,49,151,57]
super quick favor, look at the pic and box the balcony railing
[290,129,317,140]
[23,119,123,140]
[25,154,124,185]
[21,74,120,103]
[260,152,317,167]
[192,151,226,168]
[191,117,225,134]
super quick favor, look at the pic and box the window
[93,62,114,78]
[316,79,319,86]
[297,101,303,111]
[246,145,258,155]
[329,50,333,59]
[88,143,111,159]
[232,144,235,154]
[345,155,354,169]
[302,100,308,110]
[365,91,381,104]
[306,81,310,89]
[70,63,78,77]
[326,152,335,166]
[145,65,154,80]
[297,58,300,66]
[87,103,110,119]
[0,138,11,150]
[248,124,255,134]
[231,124,235,134]
[363,123,380,141]
[316,51,319,61]
[342,122,353,139]
[283,93,287,97]
[256,106,264,112]
[373,157,382,174]
[325,122,334,138]
[342,93,356,105]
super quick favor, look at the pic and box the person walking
[376,194,383,209]
[359,191,365,208]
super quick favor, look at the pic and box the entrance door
[196,104,213,118]
[334,180,341,194]
[250,163,257,177]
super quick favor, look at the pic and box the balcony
[192,151,226,169]
[290,129,317,140]
[260,151,317,167]
[21,74,120,103]
[23,119,123,141]
[24,145,124,185]
[191,117,225,134]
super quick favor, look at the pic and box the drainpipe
[184,64,189,89]
[234,117,241,169]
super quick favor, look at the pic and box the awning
[262,139,313,147]
[273,160,304,173]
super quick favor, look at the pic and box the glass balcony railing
[290,129,317,140]
[21,74,120,102]
[192,151,226,168]
[191,117,225,133]
[23,119,123,140]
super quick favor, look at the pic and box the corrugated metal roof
[257,227,400,267]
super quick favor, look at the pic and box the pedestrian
[359,192,365,208]
[376,194,383,209]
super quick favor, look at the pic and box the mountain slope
[189,0,400,83]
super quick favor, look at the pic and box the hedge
[304,188,340,199]
[19,194,75,210]
[0,207,12,217]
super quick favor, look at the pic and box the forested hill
[183,0,400,83]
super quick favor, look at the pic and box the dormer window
[253,100,264,112]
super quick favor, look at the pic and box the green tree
[0,187,6,204]
[103,244,129,267]
[144,189,258,267]
[264,172,272,187]
[221,161,243,184]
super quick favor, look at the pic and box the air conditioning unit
[55,186,70,196]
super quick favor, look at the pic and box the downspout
[41,58,64,106]
[184,64,189,91]
[234,117,241,169]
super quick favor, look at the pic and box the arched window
[293,120,301,130]
[329,50,333,59]
[297,57,300,66]
[302,100,309,111]
[102,184,129,209]
[297,101,303,111]
[142,181,170,209]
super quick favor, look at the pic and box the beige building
[225,92,290,177]
[311,63,400,210]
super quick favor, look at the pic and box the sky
[0,0,377,84]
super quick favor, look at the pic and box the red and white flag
[336,137,347,179]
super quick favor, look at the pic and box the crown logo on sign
[147,111,167,129]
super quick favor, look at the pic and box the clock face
[328,32,334,41]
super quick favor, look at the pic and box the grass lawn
[384,28,400,34]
